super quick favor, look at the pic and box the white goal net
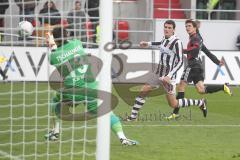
[0,0,111,160]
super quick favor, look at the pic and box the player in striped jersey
[167,19,232,120]
[126,20,207,121]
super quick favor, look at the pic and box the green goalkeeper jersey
[49,39,97,90]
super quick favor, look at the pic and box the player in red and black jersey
[196,20,223,67]
[167,19,232,120]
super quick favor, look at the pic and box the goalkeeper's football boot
[120,138,139,146]
[166,113,180,120]
[200,99,207,118]
[44,130,59,141]
[223,83,233,96]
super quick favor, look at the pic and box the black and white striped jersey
[150,35,183,80]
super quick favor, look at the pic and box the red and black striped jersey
[184,33,203,68]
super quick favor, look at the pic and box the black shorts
[180,67,204,84]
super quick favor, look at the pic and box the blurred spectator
[39,1,61,26]
[207,0,220,19]
[0,0,9,15]
[220,0,236,20]
[206,0,236,20]
[85,0,99,18]
[207,0,219,11]
[85,0,99,43]
[0,0,9,42]
[236,34,240,50]
[96,24,100,44]
[14,0,39,23]
[67,0,86,42]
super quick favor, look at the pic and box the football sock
[50,98,61,133]
[173,92,185,114]
[205,85,223,93]
[130,96,145,119]
[176,92,185,99]
[178,98,204,107]
[110,113,126,140]
[54,120,60,134]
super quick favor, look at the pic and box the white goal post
[97,0,113,160]
[0,0,113,160]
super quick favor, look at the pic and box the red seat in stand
[85,21,93,39]
[117,20,129,41]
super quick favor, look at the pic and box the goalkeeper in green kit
[44,27,138,146]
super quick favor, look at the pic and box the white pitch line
[123,124,240,127]
[0,150,22,160]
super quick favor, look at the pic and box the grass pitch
[0,82,240,160]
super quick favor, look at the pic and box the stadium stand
[86,20,94,40]
[153,0,185,19]
[117,20,129,41]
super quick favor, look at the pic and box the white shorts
[146,73,176,95]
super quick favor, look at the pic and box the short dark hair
[185,19,197,28]
[195,20,201,28]
[52,27,68,45]
[164,20,176,29]
[43,1,57,10]
[75,0,81,4]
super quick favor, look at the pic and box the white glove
[46,32,57,51]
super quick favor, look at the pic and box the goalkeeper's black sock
[172,92,185,114]
[205,85,224,93]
